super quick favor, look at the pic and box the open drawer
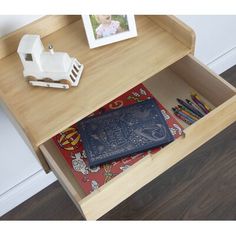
[40,54,236,220]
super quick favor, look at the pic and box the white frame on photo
[82,15,137,49]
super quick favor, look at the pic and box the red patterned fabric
[52,84,183,195]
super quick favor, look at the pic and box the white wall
[178,15,236,73]
[0,16,56,216]
[0,15,236,216]
[0,105,41,195]
[0,104,56,216]
[0,15,42,37]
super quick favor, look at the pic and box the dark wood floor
[1,66,236,220]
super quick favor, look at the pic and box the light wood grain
[40,56,236,219]
[144,66,216,128]
[1,15,235,220]
[79,95,236,220]
[149,15,196,54]
[40,140,86,217]
[0,15,80,60]
[0,16,191,151]
[170,55,236,106]
[80,102,236,219]
[79,62,236,219]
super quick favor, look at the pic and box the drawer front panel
[40,55,236,220]
[79,96,236,220]
[40,140,86,218]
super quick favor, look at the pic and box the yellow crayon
[192,93,212,112]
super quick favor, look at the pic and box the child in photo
[95,15,123,39]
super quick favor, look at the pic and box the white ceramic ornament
[17,34,84,89]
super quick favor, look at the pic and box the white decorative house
[17,34,84,89]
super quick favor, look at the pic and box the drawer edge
[79,95,236,220]
[39,141,86,218]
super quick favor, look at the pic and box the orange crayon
[175,106,198,121]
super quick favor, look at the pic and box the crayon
[175,106,198,121]
[179,104,201,119]
[172,108,196,124]
[191,93,212,112]
[177,105,200,120]
[191,95,209,114]
[186,99,199,109]
[177,98,204,118]
[186,99,205,117]
[173,112,193,125]
[192,93,211,111]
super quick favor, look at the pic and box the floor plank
[1,66,236,220]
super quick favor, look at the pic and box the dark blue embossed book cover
[78,99,174,167]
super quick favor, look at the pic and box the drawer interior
[145,55,235,127]
[40,55,236,220]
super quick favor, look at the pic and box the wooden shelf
[0,16,192,149]
[1,15,235,220]
[40,55,236,219]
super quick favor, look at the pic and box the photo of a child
[82,15,137,48]
[90,15,129,39]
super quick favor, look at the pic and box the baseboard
[207,46,236,74]
[1,45,236,217]
[0,170,56,217]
